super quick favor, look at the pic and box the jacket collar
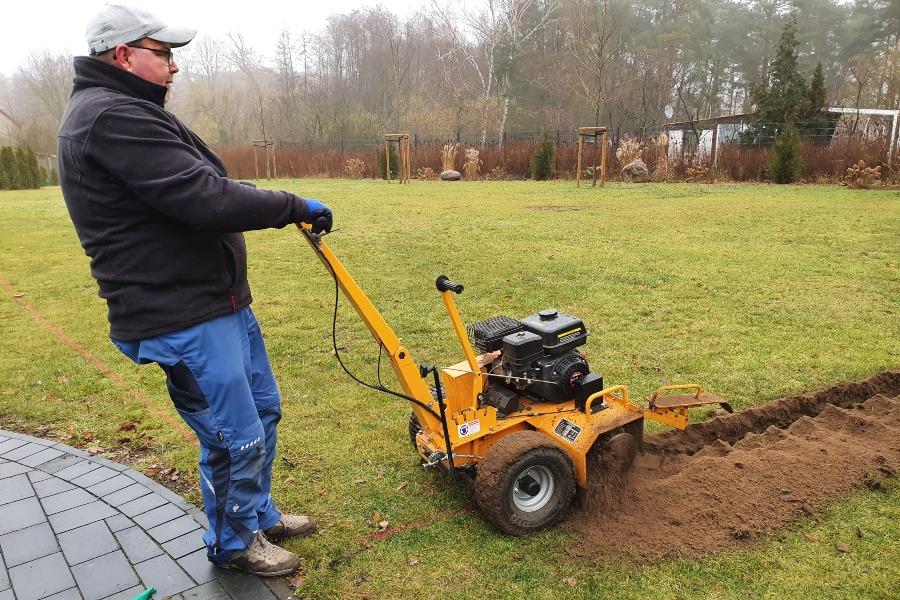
[72,56,167,107]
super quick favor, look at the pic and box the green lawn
[1,181,898,599]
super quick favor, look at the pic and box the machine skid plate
[652,391,729,410]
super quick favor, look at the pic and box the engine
[469,309,605,415]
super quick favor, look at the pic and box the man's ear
[112,44,132,70]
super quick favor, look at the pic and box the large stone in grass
[621,159,651,182]
[440,170,461,181]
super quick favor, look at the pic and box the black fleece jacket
[59,57,313,341]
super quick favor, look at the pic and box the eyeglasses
[127,44,175,65]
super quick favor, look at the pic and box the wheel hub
[512,465,555,512]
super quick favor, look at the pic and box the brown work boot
[219,531,300,577]
[263,514,317,542]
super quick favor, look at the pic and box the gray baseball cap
[86,4,196,55]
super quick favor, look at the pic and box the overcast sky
[1,0,422,76]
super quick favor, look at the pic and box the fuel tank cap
[538,309,558,320]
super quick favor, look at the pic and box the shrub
[767,122,802,183]
[844,160,881,187]
[415,166,436,180]
[615,136,642,167]
[530,137,555,180]
[486,166,508,180]
[441,143,459,172]
[49,168,59,186]
[343,158,366,179]
[463,147,482,179]
[0,146,10,190]
[378,145,399,179]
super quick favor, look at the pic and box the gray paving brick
[58,521,118,565]
[118,493,167,518]
[56,446,91,459]
[0,590,11,600]
[146,515,201,544]
[0,522,59,567]
[113,527,163,564]
[105,514,134,533]
[262,577,294,600]
[28,469,51,483]
[19,447,65,468]
[86,474,134,497]
[48,500,117,534]
[0,439,29,455]
[1,432,54,446]
[96,586,144,600]
[0,462,30,480]
[162,530,206,560]
[125,472,191,509]
[187,508,209,529]
[70,550,138,600]
[44,588,83,600]
[36,454,84,475]
[2,442,47,461]
[33,476,77,498]
[0,497,46,535]
[0,473,33,506]
[83,456,127,473]
[40,488,97,515]
[102,484,150,507]
[54,460,101,482]
[71,466,118,488]
[0,434,7,443]
[180,580,230,600]
[0,552,8,591]
[132,554,194,598]
[217,570,276,600]
[8,552,76,600]
[176,549,218,585]
[133,503,184,530]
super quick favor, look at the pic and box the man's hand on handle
[302,198,333,234]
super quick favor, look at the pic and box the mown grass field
[1,181,898,599]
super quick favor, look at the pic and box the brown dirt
[565,370,900,562]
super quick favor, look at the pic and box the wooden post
[385,138,391,183]
[600,131,608,187]
[576,126,608,188]
[576,134,584,187]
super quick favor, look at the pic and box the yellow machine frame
[300,225,725,488]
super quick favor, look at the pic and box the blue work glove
[303,198,333,234]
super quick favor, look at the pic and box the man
[58,4,329,577]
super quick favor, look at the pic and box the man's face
[114,38,179,90]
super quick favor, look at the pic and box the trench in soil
[564,369,900,562]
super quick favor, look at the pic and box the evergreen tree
[767,122,803,183]
[24,147,42,188]
[0,146,11,190]
[10,147,27,190]
[530,137,554,180]
[743,17,808,146]
[799,63,835,144]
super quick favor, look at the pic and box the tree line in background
[0,146,50,190]
[0,0,896,182]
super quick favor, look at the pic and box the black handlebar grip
[436,275,464,294]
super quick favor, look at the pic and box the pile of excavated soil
[565,370,900,562]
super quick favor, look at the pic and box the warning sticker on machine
[457,419,481,438]
[554,419,582,443]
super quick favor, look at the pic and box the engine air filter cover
[519,309,589,355]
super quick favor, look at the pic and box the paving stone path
[0,430,293,600]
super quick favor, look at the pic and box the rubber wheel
[408,412,422,453]
[474,430,576,536]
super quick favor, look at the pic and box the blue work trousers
[113,307,282,563]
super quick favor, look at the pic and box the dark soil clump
[565,370,900,562]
